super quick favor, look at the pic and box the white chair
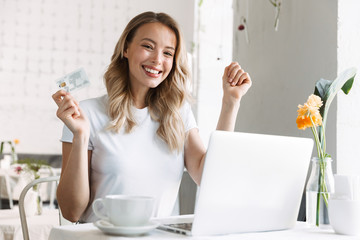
[40,167,61,209]
[18,176,60,240]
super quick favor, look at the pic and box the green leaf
[313,67,356,151]
[322,68,356,126]
[314,67,357,128]
[314,78,332,117]
[341,75,355,94]
[314,78,332,99]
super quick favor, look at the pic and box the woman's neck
[133,99,147,109]
[131,89,148,109]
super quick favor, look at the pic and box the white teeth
[144,67,160,74]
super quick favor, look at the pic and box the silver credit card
[56,68,90,92]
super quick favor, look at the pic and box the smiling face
[123,22,177,96]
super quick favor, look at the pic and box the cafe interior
[1,0,360,239]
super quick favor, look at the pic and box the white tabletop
[48,221,360,240]
[0,208,59,240]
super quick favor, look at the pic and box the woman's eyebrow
[141,38,175,51]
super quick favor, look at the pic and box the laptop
[158,131,313,236]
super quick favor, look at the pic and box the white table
[49,221,360,240]
[0,208,59,240]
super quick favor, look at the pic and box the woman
[52,11,251,223]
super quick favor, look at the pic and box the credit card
[56,68,90,92]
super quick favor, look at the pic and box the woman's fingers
[52,90,80,107]
[237,72,252,87]
[56,102,80,120]
[231,69,245,86]
[225,62,248,86]
[232,71,251,87]
[222,61,252,100]
[57,105,79,121]
[54,90,80,120]
[52,90,67,107]
[226,62,241,81]
[226,63,240,79]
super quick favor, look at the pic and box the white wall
[195,0,233,147]
[337,0,360,175]
[3,0,359,169]
[0,0,195,154]
[233,0,338,161]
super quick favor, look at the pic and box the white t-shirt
[60,95,197,223]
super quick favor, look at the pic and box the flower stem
[316,159,322,226]
[314,158,330,226]
[316,191,320,226]
[320,160,329,207]
[310,126,322,158]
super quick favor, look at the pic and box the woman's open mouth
[143,66,162,76]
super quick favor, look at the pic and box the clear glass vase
[306,157,334,227]
[33,185,43,215]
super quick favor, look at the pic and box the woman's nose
[151,51,161,65]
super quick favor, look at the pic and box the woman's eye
[142,45,153,50]
[164,52,173,57]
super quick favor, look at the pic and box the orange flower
[307,94,323,108]
[297,95,323,130]
[296,114,322,130]
[14,139,20,144]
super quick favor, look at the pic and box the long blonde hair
[104,12,191,152]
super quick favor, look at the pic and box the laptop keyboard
[165,222,193,231]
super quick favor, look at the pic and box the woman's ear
[123,48,128,58]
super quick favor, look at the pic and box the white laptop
[158,131,313,236]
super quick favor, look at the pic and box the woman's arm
[184,129,206,185]
[52,90,92,222]
[57,143,91,222]
[185,62,252,185]
[217,62,252,131]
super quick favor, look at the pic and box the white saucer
[94,220,160,236]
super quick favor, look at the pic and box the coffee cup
[329,198,360,236]
[328,174,360,236]
[92,195,154,227]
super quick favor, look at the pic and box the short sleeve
[181,101,198,132]
[60,125,73,143]
[60,124,94,150]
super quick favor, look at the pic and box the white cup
[92,195,154,227]
[333,175,360,200]
[329,174,360,236]
[329,198,360,236]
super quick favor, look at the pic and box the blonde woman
[52,11,251,223]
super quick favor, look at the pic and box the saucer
[93,220,160,236]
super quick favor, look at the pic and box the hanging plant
[269,0,281,31]
[238,16,249,44]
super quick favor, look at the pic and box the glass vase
[33,185,43,215]
[306,157,334,227]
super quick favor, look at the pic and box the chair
[18,176,60,240]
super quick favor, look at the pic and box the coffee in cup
[92,195,154,226]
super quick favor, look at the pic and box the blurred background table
[0,167,61,209]
[0,207,59,240]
